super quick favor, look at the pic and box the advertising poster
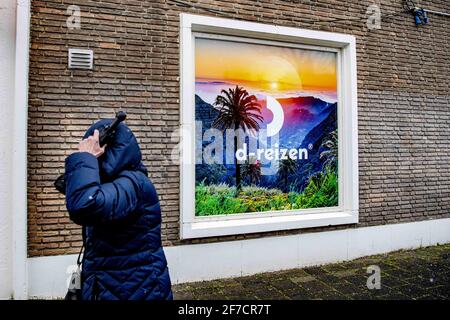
[195,36,338,216]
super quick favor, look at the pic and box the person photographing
[64,116,172,300]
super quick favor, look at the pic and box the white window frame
[179,13,358,240]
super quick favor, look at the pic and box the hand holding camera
[78,129,106,158]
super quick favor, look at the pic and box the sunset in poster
[195,37,339,216]
[195,37,337,103]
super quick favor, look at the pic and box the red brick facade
[27,0,450,256]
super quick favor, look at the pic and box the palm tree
[242,160,261,185]
[320,130,338,171]
[213,85,263,191]
[278,158,297,192]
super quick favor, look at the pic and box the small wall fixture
[68,48,93,70]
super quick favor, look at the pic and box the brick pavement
[173,244,450,300]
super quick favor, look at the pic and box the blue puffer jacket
[64,119,172,300]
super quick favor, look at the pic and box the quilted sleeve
[64,152,140,226]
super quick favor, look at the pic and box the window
[180,14,358,239]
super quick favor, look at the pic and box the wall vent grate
[68,48,93,70]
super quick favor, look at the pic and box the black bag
[64,243,84,300]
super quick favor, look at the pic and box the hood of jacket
[83,119,148,179]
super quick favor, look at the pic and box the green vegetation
[320,129,338,171]
[242,160,262,185]
[195,110,339,216]
[277,158,297,192]
[195,169,338,216]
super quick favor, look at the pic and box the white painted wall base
[0,0,17,300]
[0,0,30,300]
[28,217,450,299]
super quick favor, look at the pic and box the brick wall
[27,0,450,256]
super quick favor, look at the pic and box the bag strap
[76,243,84,267]
[77,227,86,267]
